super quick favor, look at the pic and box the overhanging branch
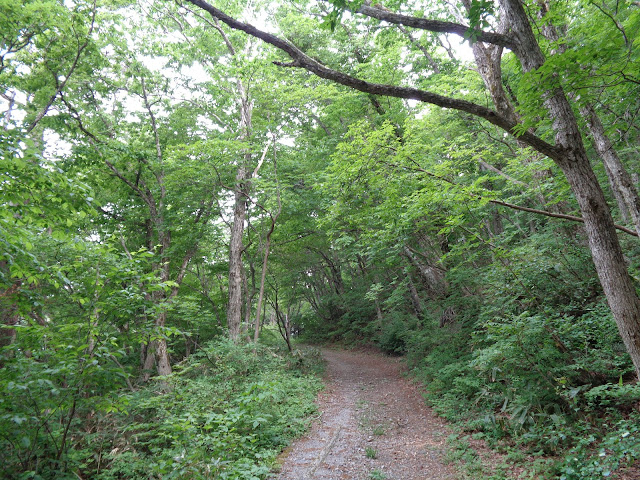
[383,158,639,237]
[184,0,561,162]
[355,2,515,49]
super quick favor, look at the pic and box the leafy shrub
[0,335,323,480]
[376,312,416,354]
[556,416,640,480]
[95,340,324,480]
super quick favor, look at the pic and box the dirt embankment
[275,347,457,480]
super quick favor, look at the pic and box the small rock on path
[274,347,457,480]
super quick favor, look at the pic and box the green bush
[556,415,640,480]
[376,312,416,354]
[95,340,324,480]
[0,337,323,480]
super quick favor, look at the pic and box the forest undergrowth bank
[0,338,324,480]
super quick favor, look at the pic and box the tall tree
[183,0,640,377]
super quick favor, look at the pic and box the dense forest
[2,0,640,478]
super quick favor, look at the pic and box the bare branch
[478,159,529,188]
[252,139,271,178]
[396,24,441,74]
[170,246,199,299]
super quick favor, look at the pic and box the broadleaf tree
[182,0,640,378]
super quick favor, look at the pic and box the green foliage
[368,469,387,480]
[0,238,164,478]
[557,416,640,480]
[2,0,640,478]
[0,339,323,479]
[96,340,324,480]
[376,312,416,354]
[365,446,377,459]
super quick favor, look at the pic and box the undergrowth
[0,339,324,479]
[405,307,640,479]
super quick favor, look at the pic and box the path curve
[275,348,457,480]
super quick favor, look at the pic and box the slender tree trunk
[254,141,281,343]
[254,232,273,343]
[580,104,640,237]
[227,171,247,341]
[155,235,173,376]
[272,290,293,352]
[87,265,100,356]
[405,270,424,319]
[602,159,631,222]
[0,266,19,350]
[0,306,18,349]
[227,81,253,342]
[316,250,344,295]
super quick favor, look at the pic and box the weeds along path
[275,347,457,480]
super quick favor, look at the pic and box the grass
[368,469,387,479]
[365,446,378,459]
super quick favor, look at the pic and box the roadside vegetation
[1,336,323,479]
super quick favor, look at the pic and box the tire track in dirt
[275,348,457,480]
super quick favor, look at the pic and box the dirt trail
[275,348,457,480]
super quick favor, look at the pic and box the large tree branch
[355,2,515,49]
[184,0,560,162]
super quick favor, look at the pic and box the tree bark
[403,246,446,298]
[213,16,254,343]
[254,210,280,343]
[405,271,424,320]
[581,104,640,237]
[227,164,248,342]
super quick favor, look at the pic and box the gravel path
[275,347,457,480]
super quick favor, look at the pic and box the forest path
[274,347,457,480]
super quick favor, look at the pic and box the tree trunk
[0,306,18,349]
[272,291,293,352]
[580,104,640,237]
[227,65,253,342]
[500,0,640,378]
[0,268,19,350]
[155,316,173,376]
[403,246,446,298]
[141,340,156,382]
[227,162,250,341]
[602,159,631,222]
[405,270,424,319]
[254,229,273,343]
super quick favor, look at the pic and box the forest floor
[273,347,458,480]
